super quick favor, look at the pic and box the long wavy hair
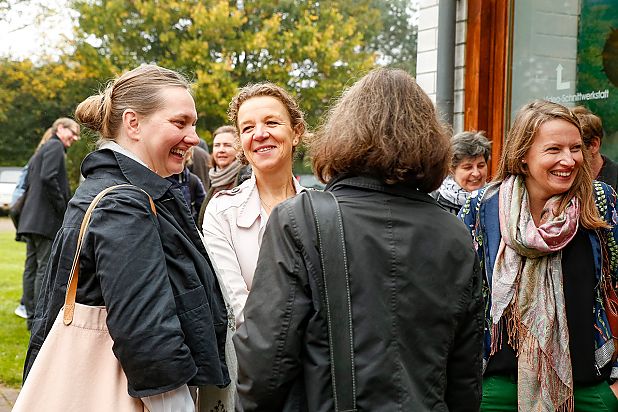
[495,99,607,229]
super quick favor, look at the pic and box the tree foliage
[0,0,417,185]
[368,0,417,73]
[0,57,101,187]
[70,0,388,130]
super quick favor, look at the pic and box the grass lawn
[0,219,29,388]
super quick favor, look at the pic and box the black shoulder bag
[306,190,357,412]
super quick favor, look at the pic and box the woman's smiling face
[523,118,583,204]
[212,132,238,169]
[453,155,488,192]
[237,96,300,174]
[135,87,199,177]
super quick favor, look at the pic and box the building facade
[417,0,618,172]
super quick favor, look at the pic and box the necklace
[259,197,273,212]
[259,182,293,213]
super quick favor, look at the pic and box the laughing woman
[21,65,231,411]
[460,100,618,411]
[203,83,305,326]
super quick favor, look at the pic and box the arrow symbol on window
[556,64,571,90]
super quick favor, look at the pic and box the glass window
[509,0,618,159]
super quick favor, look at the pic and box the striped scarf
[492,175,580,411]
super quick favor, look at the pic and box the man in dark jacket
[17,118,79,328]
[572,106,618,190]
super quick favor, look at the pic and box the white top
[100,141,150,168]
[203,173,303,326]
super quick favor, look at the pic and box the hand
[610,381,618,399]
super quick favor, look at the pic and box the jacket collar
[51,135,67,153]
[326,174,435,204]
[236,173,304,228]
[82,148,172,200]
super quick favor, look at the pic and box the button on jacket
[24,149,230,397]
[234,174,484,411]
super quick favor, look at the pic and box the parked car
[0,167,23,213]
[296,174,326,190]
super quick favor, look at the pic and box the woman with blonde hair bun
[22,64,233,411]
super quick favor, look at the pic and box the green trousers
[481,375,618,411]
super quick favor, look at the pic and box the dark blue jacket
[235,175,483,411]
[24,149,230,397]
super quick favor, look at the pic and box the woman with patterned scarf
[432,131,491,214]
[460,99,618,411]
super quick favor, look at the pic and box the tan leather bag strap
[63,184,156,325]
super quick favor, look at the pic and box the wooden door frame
[464,0,511,176]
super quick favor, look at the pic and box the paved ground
[0,385,19,411]
[0,217,21,409]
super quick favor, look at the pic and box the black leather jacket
[24,149,230,397]
[234,175,483,411]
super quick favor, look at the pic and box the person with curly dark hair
[433,131,491,214]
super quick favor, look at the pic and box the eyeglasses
[69,129,80,140]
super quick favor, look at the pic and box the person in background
[234,68,483,411]
[189,140,211,191]
[203,83,305,327]
[460,100,618,411]
[433,131,491,214]
[12,129,58,320]
[197,125,249,228]
[24,65,232,411]
[168,147,206,224]
[207,126,245,200]
[572,105,618,190]
[17,118,80,329]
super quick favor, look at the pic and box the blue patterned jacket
[459,180,618,378]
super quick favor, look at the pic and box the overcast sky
[0,0,75,60]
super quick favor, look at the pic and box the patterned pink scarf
[492,175,580,411]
